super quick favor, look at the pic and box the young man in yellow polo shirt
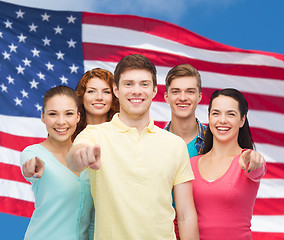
[66,54,199,240]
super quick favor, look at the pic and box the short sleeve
[173,142,195,186]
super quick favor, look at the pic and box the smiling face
[164,76,201,120]
[113,69,157,121]
[83,77,113,123]
[209,95,245,144]
[41,95,80,143]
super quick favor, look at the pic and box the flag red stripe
[252,232,284,240]
[254,198,284,215]
[83,43,284,80]
[0,163,28,183]
[82,12,284,62]
[265,163,284,179]
[0,197,33,218]
[154,86,284,114]
[0,131,45,152]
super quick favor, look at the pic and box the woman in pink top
[190,88,266,240]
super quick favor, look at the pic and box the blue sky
[0,0,283,239]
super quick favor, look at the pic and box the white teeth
[177,104,188,107]
[93,103,104,106]
[55,128,67,132]
[130,99,142,103]
[217,127,230,131]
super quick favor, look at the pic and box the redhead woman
[72,68,119,140]
[190,88,266,240]
[20,86,94,240]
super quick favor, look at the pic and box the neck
[118,112,150,134]
[42,137,73,156]
[209,138,242,158]
[86,113,108,125]
[170,114,199,144]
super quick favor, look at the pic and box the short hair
[114,54,157,90]
[202,88,255,154]
[165,63,201,92]
[42,85,79,113]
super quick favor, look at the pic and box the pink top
[191,152,266,240]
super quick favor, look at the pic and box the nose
[95,91,103,100]
[179,91,187,101]
[56,114,66,125]
[219,114,227,123]
[132,84,142,95]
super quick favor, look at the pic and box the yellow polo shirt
[74,114,194,240]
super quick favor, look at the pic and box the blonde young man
[66,55,199,240]
[164,64,207,157]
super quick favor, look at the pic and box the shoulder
[154,126,185,144]
[190,155,202,165]
[22,144,42,154]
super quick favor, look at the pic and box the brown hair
[43,85,79,113]
[72,68,119,140]
[114,54,157,90]
[165,63,201,92]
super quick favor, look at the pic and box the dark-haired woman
[190,88,266,240]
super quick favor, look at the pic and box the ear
[152,85,158,99]
[198,92,202,104]
[164,91,168,103]
[113,83,119,99]
[76,112,80,124]
[41,112,45,124]
[240,115,246,128]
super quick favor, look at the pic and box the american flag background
[0,1,283,239]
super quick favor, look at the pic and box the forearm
[66,144,87,172]
[178,211,199,240]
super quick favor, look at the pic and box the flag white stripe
[84,61,284,97]
[82,24,284,68]
[0,114,47,138]
[257,179,284,198]
[0,179,34,202]
[255,143,284,164]
[251,215,284,232]
[0,146,21,166]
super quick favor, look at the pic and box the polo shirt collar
[111,113,156,133]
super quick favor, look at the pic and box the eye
[66,112,74,116]
[87,90,94,94]
[171,90,179,94]
[48,112,56,116]
[103,90,111,94]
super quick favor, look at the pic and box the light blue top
[20,144,94,240]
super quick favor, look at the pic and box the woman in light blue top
[21,86,94,240]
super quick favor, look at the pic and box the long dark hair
[202,88,255,154]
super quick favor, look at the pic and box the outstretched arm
[239,149,266,181]
[22,157,45,178]
[66,143,101,172]
[173,181,199,240]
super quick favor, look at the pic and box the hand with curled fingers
[76,144,101,170]
[22,157,45,178]
[239,149,265,173]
